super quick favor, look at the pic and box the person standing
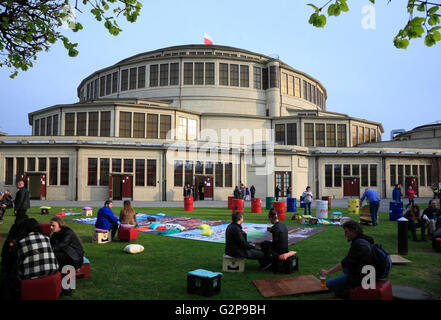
[360,188,381,227]
[286,186,292,199]
[14,181,30,220]
[406,185,415,209]
[233,186,241,199]
[95,200,119,240]
[275,185,281,201]
[250,185,256,199]
[302,186,313,216]
[392,184,402,202]
[0,190,13,222]
[245,188,250,201]
[240,184,245,200]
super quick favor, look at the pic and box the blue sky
[1,0,440,139]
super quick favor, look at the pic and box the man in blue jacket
[360,188,381,227]
[392,184,402,202]
[95,200,119,240]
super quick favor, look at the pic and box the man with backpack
[318,220,391,299]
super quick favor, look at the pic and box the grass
[1,204,440,300]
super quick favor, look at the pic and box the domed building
[1,44,440,201]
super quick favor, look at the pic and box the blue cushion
[188,269,223,278]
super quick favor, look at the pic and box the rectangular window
[135,159,145,186]
[106,74,112,95]
[315,123,325,147]
[147,159,156,186]
[307,82,312,102]
[159,115,171,139]
[124,159,133,173]
[34,119,40,136]
[160,64,169,86]
[219,63,229,86]
[275,124,285,145]
[295,77,301,97]
[184,161,193,186]
[253,66,261,89]
[187,119,197,141]
[49,158,58,186]
[112,71,118,93]
[361,164,369,187]
[76,112,87,136]
[38,157,47,172]
[287,123,297,145]
[86,83,90,99]
[351,125,358,146]
[312,85,316,104]
[177,117,187,140]
[46,116,52,136]
[99,158,109,186]
[304,123,314,147]
[195,161,204,175]
[205,162,213,175]
[112,159,121,173]
[398,165,404,186]
[133,113,145,138]
[149,64,158,87]
[88,158,97,186]
[146,114,158,139]
[230,64,239,86]
[225,163,232,187]
[303,80,308,100]
[40,118,46,136]
[352,164,360,176]
[326,124,336,147]
[88,112,99,136]
[325,164,332,187]
[100,111,111,137]
[405,165,411,176]
[121,69,129,91]
[129,67,137,90]
[412,165,418,176]
[419,165,426,186]
[138,66,146,88]
[194,62,204,85]
[370,164,377,187]
[262,68,268,90]
[337,124,346,147]
[184,62,193,85]
[269,66,278,88]
[364,127,370,144]
[343,164,351,176]
[119,111,132,138]
[170,63,179,86]
[53,114,58,136]
[205,62,214,85]
[215,162,223,187]
[288,75,294,96]
[174,160,183,187]
[5,158,13,185]
[94,78,99,98]
[334,164,342,187]
[240,65,249,87]
[427,165,432,186]
[390,164,396,186]
[16,158,24,178]
[358,126,363,145]
[60,158,69,185]
[27,157,36,172]
[100,76,106,96]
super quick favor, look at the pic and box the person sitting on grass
[95,200,119,240]
[225,211,265,264]
[119,200,137,227]
[404,205,426,242]
[422,199,440,239]
[260,208,289,271]
[318,220,375,299]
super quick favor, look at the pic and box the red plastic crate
[76,263,90,281]
[349,280,393,300]
[21,272,62,300]
[118,227,139,241]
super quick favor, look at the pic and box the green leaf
[428,6,439,15]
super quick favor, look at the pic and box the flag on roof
[204,33,213,45]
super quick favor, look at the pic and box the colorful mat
[71,214,325,245]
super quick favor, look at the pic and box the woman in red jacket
[406,185,416,209]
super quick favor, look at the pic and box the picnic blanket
[71,214,324,245]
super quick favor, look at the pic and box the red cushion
[39,222,52,236]
[76,263,90,281]
[21,272,62,300]
[118,227,139,241]
[349,280,392,300]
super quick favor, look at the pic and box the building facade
[1,44,440,201]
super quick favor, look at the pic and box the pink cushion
[95,228,109,233]
[278,251,296,260]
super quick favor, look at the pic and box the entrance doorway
[343,177,360,197]
[274,171,291,198]
[109,174,133,200]
[23,173,46,200]
[195,175,214,200]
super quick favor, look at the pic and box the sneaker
[262,262,273,271]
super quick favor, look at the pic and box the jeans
[246,248,265,261]
[369,201,380,227]
[326,269,350,298]
[408,220,426,240]
[406,198,415,208]
[304,202,312,215]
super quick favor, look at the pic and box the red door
[275,171,291,197]
[405,177,418,196]
[204,177,213,200]
[109,175,113,200]
[343,178,360,197]
[122,175,133,199]
[40,174,47,200]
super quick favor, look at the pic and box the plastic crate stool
[39,222,52,236]
[40,206,51,215]
[82,206,93,217]
[222,254,245,272]
[349,280,392,300]
[21,271,62,300]
[118,226,138,242]
[76,257,90,281]
[433,238,441,253]
[92,228,111,244]
[274,251,298,274]
[187,269,223,297]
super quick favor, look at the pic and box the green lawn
[1,204,440,300]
